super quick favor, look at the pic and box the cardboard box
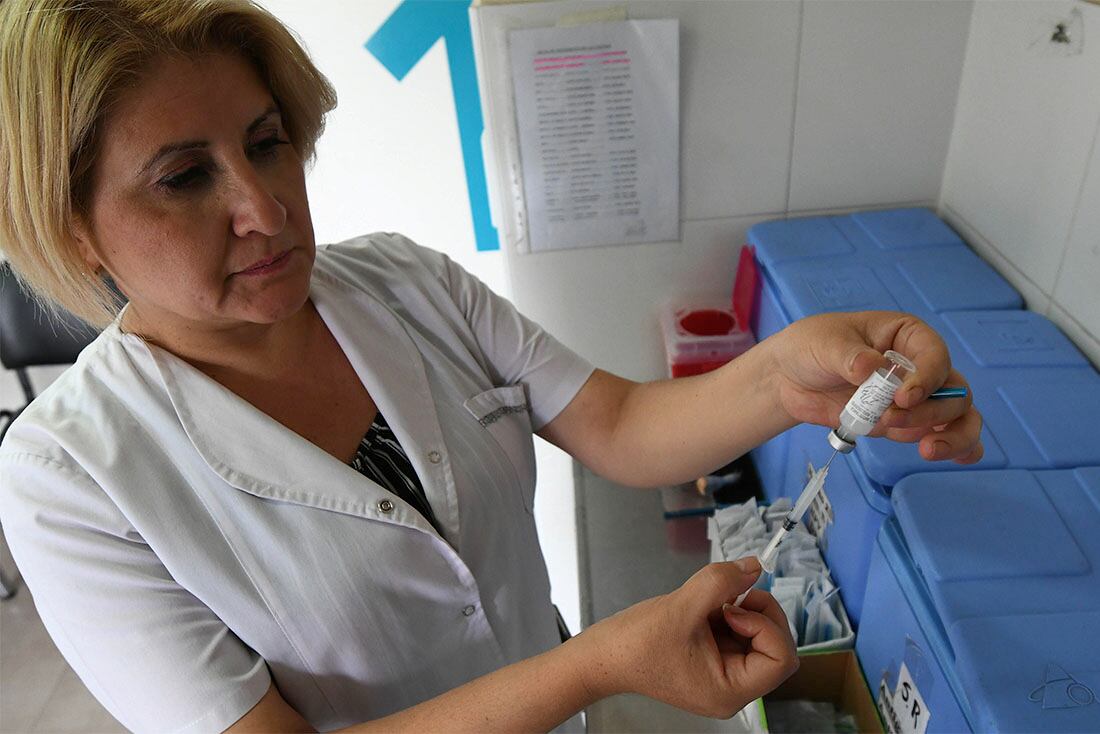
[740,650,883,733]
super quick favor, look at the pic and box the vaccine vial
[828,350,917,453]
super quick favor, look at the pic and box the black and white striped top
[348,412,440,532]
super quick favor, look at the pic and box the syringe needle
[821,448,839,472]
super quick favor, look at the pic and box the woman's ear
[70,213,104,274]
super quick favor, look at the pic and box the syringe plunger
[789,464,829,523]
[735,464,830,605]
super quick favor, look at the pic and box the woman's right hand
[574,557,798,718]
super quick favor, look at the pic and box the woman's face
[75,52,316,338]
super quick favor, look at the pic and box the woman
[0,1,982,732]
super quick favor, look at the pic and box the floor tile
[30,668,125,734]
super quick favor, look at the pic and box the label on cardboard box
[878,663,931,734]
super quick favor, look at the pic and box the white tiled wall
[476,0,975,380]
[503,215,773,381]
[671,0,800,219]
[790,0,972,211]
[941,0,1100,365]
[1054,134,1100,340]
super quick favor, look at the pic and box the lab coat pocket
[463,385,537,515]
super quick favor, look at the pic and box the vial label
[845,371,899,425]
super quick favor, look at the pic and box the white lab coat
[0,234,594,733]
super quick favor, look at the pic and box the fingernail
[735,557,761,574]
[930,440,949,459]
[723,602,745,615]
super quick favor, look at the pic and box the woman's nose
[229,167,287,239]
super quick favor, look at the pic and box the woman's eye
[154,139,289,192]
[250,137,290,160]
[158,166,209,191]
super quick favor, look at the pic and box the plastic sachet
[778,549,828,578]
[714,497,759,535]
[803,577,845,646]
[722,535,769,568]
[716,499,769,563]
[771,576,808,645]
[713,497,850,647]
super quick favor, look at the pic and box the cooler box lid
[855,314,1100,487]
[748,216,853,267]
[892,471,1089,583]
[770,262,902,316]
[890,468,1100,732]
[850,207,964,250]
[896,250,1022,312]
[997,379,1100,467]
[942,311,1090,368]
[950,611,1100,733]
[857,367,1100,487]
[748,208,1021,312]
[856,425,1008,487]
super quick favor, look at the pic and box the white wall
[940,0,1100,366]
[476,0,974,382]
[257,0,506,291]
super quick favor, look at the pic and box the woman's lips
[237,249,292,276]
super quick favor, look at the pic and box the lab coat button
[378,499,395,514]
[462,604,476,617]
[428,451,442,464]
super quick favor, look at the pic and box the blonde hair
[0,0,336,327]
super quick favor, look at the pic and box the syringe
[734,352,968,606]
[763,352,918,574]
[760,463,830,571]
[734,463,830,605]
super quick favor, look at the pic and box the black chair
[0,262,101,598]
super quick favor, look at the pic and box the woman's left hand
[770,311,983,464]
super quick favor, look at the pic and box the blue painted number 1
[367,0,500,252]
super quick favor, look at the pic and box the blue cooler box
[857,468,1100,732]
[745,208,1100,626]
[786,310,1100,626]
[749,207,1022,505]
